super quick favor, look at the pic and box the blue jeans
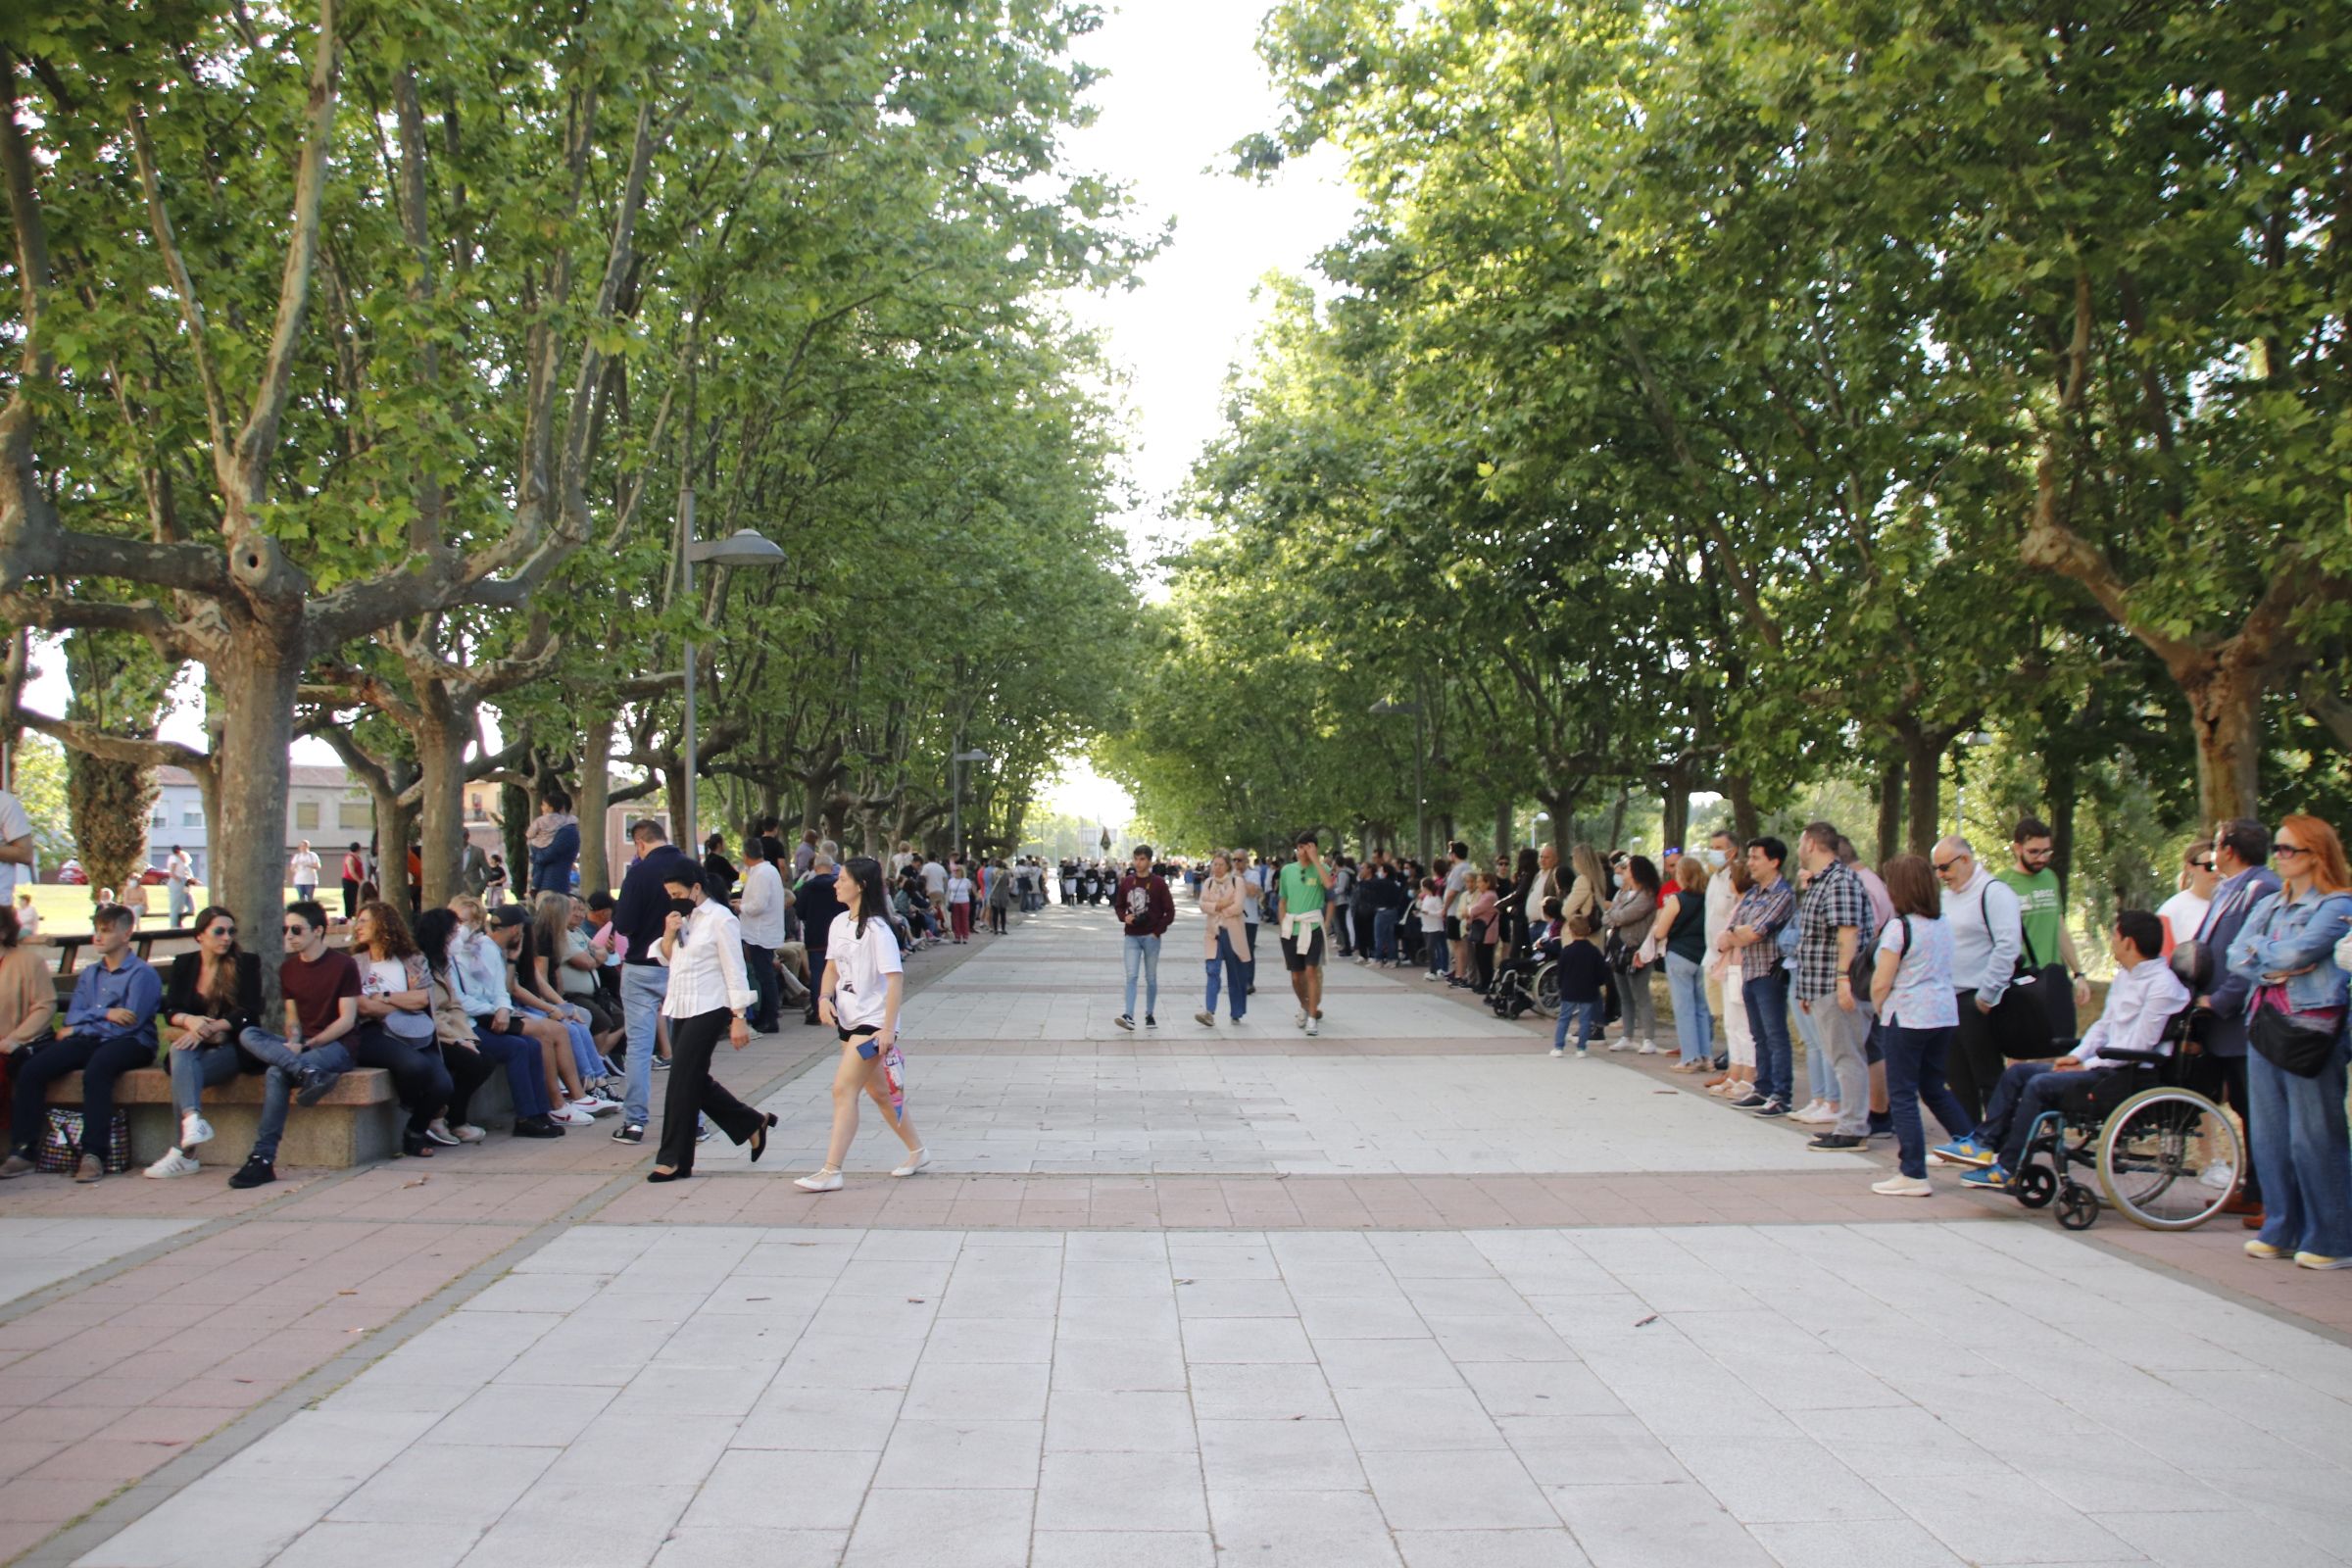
[1124,934,1161,1018]
[472,1024,552,1118]
[1664,951,1713,1064]
[1425,928,1448,975]
[1206,931,1247,1020]
[236,1027,357,1163]
[1374,908,1399,964]
[168,1042,243,1134]
[1881,1024,1971,1179]
[1553,999,1602,1053]
[2251,1031,2352,1258]
[1742,968,1794,1104]
[1795,1000,1833,1101]
[620,963,669,1129]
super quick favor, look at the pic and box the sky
[21,1,1359,831]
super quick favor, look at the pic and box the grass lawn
[15,882,312,939]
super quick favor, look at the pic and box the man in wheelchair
[1937,910,2188,1189]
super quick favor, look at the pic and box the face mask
[668,898,696,919]
[1705,849,1727,869]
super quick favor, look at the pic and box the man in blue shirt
[2,904,163,1183]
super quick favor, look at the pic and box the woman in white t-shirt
[796,857,926,1192]
[946,864,975,944]
[1866,855,1973,1199]
[2156,837,2220,957]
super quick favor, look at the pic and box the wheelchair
[2007,1007,2242,1233]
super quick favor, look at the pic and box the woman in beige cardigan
[1196,852,1251,1025]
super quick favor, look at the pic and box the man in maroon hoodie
[1113,845,1175,1031]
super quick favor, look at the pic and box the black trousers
[2191,1051,2260,1202]
[341,878,362,918]
[9,1034,149,1158]
[350,1026,454,1136]
[802,948,828,1022]
[441,1041,498,1126]
[742,943,781,1033]
[656,1007,763,1173]
[1946,994,2007,1126]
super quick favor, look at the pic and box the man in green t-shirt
[1277,832,1335,1036]
[1994,815,2092,1037]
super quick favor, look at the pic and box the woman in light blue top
[2226,814,2352,1268]
[1869,856,1972,1196]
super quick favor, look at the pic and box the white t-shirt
[0,789,31,905]
[921,859,948,899]
[167,851,192,886]
[290,849,321,884]
[1418,892,1447,933]
[2156,889,2211,956]
[947,875,973,906]
[1875,913,1958,1030]
[826,909,904,1031]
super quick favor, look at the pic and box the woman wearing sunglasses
[144,906,264,1178]
[2226,814,2352,1269]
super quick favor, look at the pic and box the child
[1551,911,1608,1058]
[1416,877,1448,979]
[12,889,36,938]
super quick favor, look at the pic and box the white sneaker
[1792,1101,1838,1125]
[1873,1174,1933,1198]
[180,1111,215,1149]
[424,1119,463,1147]
[1422,971,1443,981]
[795,1168,843,1193]
[1607,1039,1632,1053]
[143,1148,201,1179]
[1304,1017,1319,1037]
[452,1124,486,1144]
[2200,1162,2236,1193]
[1195,1010,1215,1027]
[892,1149,929,1178]
[1550,1047,1565,1058]
[1295,1008,1307,1028]
[1636,1042,1662,1055]
[554,1104,596,1127]
[572,1096,621,1116]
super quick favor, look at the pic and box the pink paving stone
[0,1471,124,1524]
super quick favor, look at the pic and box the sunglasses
[2189,858,2216,871]
[1932,858,1961,874]
[206,925,237,938]
[282,923,310,936]
[2272,843,2310,858]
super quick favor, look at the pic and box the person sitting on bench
[1938,909,2185,1189]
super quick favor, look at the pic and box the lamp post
[678,485,786,852]
[951,748,991,864]
[1369,698,1427,865]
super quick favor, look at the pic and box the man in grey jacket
[2190,818,2279,1222]
[1935,835,2025,1124]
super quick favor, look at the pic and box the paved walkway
[4,901,2349,1568]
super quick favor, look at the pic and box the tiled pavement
[3,902,2348,1567]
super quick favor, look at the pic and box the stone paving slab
[0,1221,205,1310]
[68,1222,2352,1568]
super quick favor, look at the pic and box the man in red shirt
[1112,846,1175,1032]
[226,901,363,1189]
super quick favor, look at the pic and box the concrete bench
[34,1065,409,1169]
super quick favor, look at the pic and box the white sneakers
[1873,1174,1933,1198]
[553,1104,596,1127]
[143,1148,202,1179]
[795,1168,844,1193]
[180,1111,215,1149]
[1294,1008,1308,1028]
[1791,1101,1839,1125]
[1196,1010,1216,1026]
[892,1149,930,1178]
[1305,1017,1319,1037]
[1549,1047,1565,1058]
[1607,1039,1632,1053]
[571,1095,621,1116]
[1635,1042,1662,1055]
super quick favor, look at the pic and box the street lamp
[1369,698,1427,864]
[678,485,786,852]
[951,748,991,863]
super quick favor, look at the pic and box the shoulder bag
[1976,889,2057,1059]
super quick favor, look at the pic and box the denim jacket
[2227,888,2352,1014]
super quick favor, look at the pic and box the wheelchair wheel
[2056,1186,2099,1231]
[2096,1086,2243,1231]
[2014,1165,2057,1209]
[1529,961,1560,1019]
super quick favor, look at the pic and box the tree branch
[125,106,232,471]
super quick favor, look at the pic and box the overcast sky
[23,2,1357,828]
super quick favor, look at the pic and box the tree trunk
[414,686,469,908]
[1726,774,1758,842]
[2045,745,2079,905]
[1606,787,1629,850]
[1660,767,1690,859]
[1877,758,1903,865]
[212,645,302,980]
[1902,728,1944,855]
[576,712,613,896]
[500,780,530,880]
[1494,799,1513,860]
[2186,664,2263,825]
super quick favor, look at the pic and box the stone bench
[34,1065,412,1169]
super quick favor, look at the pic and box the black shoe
[1144,1014,1157,1028]
[1728,1092,1767,1108]
[1713,1052,1731,1071]
[401,1130,436,1158]
[1807,1133,1867,1151]
[513,1116,564,1139]
[295,1068,342,1107]
[612,1123,646,1144]
[1754,1098,1792,1118]
[1114,1014,1135,1031]
[751,1112,777,1164]
[1867,1113,1893,1137]
[227,1153,277,1190]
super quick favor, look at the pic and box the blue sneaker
[1960,1164,2011,1191]
[1935,1137,1997,1167]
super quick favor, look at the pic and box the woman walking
[2230,814,2352,1268]
[143,906,263,1177]
[1197,852,1250,1026]
[1654,858,1715,1071]
[648,862,773,1182]
[797,857,926,1191]
[1868,856,1971,1196]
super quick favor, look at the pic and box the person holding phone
[797,857,925,1191]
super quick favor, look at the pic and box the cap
[488,905,529,930]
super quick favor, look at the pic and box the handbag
[1974,890,2057,1058]
[2250,1003,2339,1079]
[35,1108,133,1174]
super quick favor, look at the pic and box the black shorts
[1445,916,1461,942]
[1280,927,1326,972]
[839,1025,881,1059]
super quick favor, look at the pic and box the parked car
[56,858,86,886]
